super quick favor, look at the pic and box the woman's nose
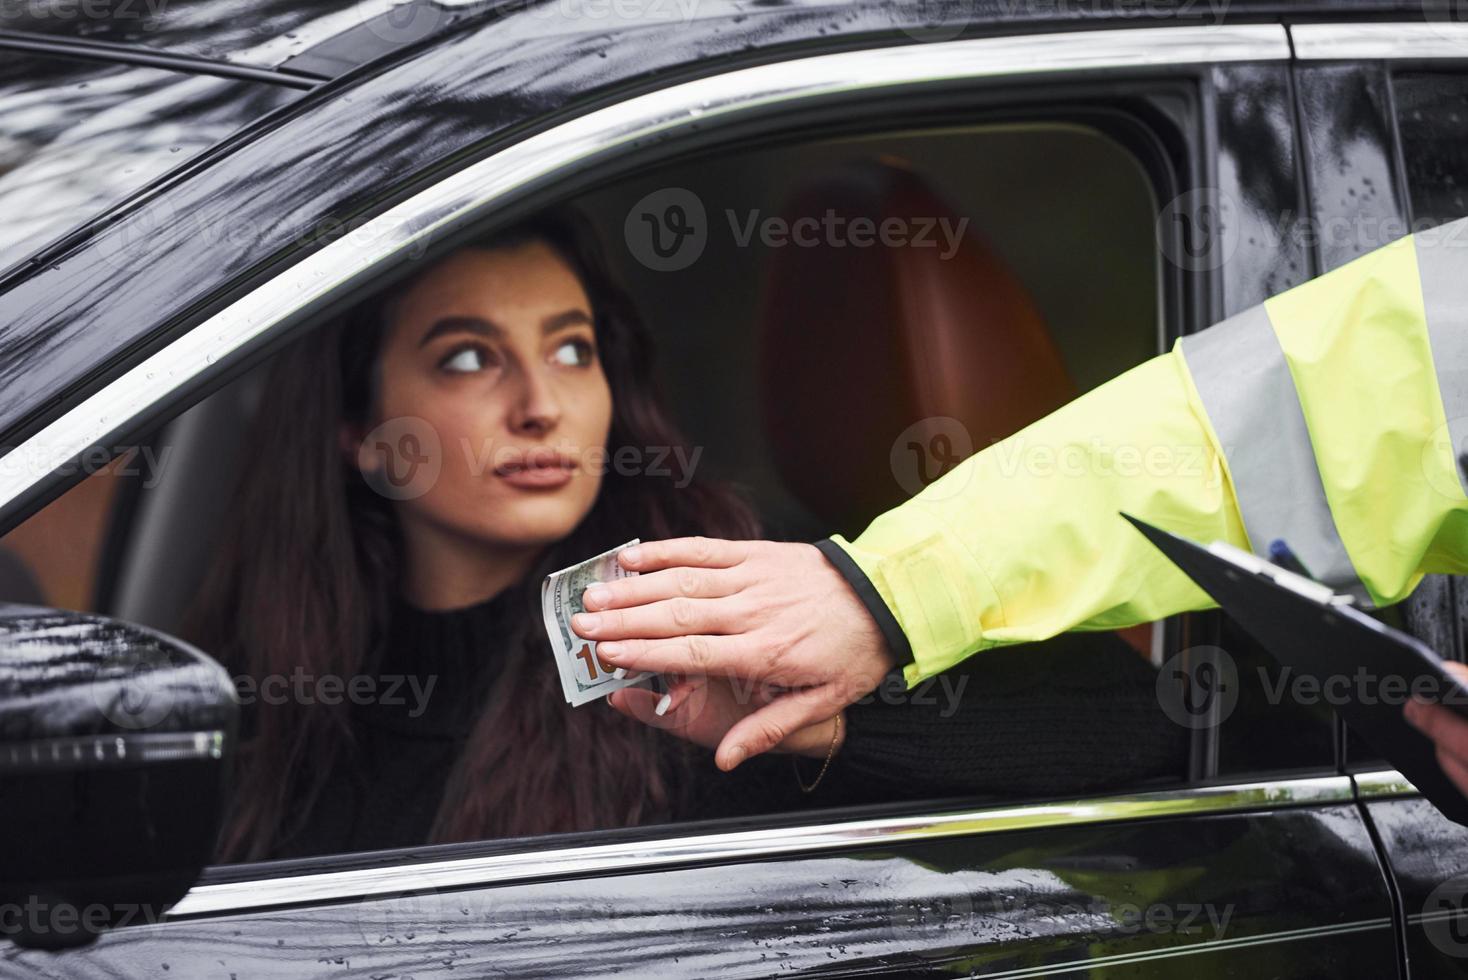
[507,366,561,435]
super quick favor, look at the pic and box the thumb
[715,690,834,770]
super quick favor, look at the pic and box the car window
[2,115,1193,866]
[0,54,298,276]
[1395,71,1468,231]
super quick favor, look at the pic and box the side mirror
[0,604,237,949]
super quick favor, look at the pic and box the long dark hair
[185,207,760,862]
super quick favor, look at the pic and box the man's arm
[581,217,1468,764]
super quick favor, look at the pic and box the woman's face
[359,240,613,556]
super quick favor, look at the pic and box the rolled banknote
[541,539,650,706]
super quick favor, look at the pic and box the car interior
[2,121,1163,625]
[0,119,1194,849]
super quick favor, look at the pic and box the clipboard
[1125,513,1468,826]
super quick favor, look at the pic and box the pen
[1267,538,1315,580]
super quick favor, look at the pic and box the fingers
[618,537,751,573]
[608,679,709,739]
[582,566,741,612]
[595,634,755,677]
[572,594,744,643]
[715,689,838,771]
[609,687,683,731]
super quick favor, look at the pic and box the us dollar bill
[541,539,649,706]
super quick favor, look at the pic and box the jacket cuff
[813,538,915,672]
[824,517,1001,686]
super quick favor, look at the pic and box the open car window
[0,112,1205,866]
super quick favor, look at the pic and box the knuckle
[692,536,716,564]
[687,635,714,671]
[676,568,701,598]
[755,719,788,748]
[671,597,698,629]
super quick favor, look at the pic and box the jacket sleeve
[826,216,1468,686]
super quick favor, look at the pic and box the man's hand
[1405,660,1468,799]
[570,537,894,770]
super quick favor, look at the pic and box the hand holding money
[569,537,894,769]
[541,539,650,706]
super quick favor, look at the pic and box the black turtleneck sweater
[270,591,1188,860]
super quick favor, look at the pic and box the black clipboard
[1125,513,1468,826]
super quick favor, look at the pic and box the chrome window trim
[1291,23,1468,61]
[0,23,1288,514]
[169,774,1349,918]
[1352,768,1418,799]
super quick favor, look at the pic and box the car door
[0,10,1401,978]
[1288,21,1468,977]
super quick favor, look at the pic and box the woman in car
[185,207,1186,863]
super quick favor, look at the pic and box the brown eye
[439,344,496,374]
[550,338,594,368]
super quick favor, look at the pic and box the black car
[3,0,1468,976]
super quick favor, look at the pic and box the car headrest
[756,160,1077,537]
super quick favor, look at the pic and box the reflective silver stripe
[1414,217,1468,498]
[1180,305,1371,603]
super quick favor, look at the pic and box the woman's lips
[494,454,577,490]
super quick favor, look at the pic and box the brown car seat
[756,159,1152,655]
[757,159,1075,537]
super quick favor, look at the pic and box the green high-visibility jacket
[829,218,1468,687]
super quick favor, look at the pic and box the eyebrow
[417,309,592,348]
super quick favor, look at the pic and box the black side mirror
[0,604,236,949]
